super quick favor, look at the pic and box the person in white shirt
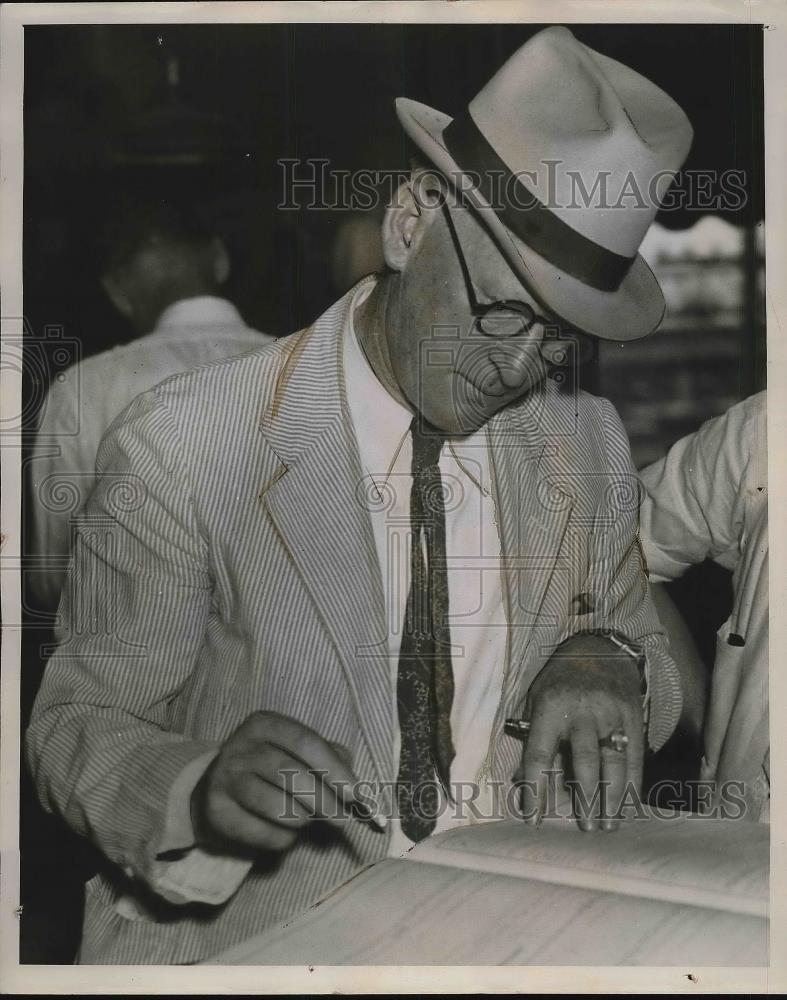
[639,392,768,821]
[30,194,273,609]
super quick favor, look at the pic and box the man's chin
[423,389,533,437]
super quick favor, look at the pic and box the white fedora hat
[395,26,694,340]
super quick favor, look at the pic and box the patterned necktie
[396,416,456,842]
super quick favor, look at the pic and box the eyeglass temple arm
[440,202,482,314]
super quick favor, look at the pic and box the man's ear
[381,178,433,272]
[101,272,133,320]
[209,237,231,286]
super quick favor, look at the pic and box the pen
[727,541,764,647]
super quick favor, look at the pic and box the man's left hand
[519,634,645,832]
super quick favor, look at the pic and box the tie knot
[410,417,445,472]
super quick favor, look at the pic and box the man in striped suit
[27,28,692,963]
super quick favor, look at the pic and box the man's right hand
[191,711,363,854]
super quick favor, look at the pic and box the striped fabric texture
[25,278,682,964]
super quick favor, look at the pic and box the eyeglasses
[440,200,556,339]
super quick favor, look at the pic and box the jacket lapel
[487,390,575,716]
[258,286,394,786]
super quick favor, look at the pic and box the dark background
[24,22,765,347]
[20,22,765,963]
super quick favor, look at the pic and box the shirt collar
[344,281,412,485]
[154,296,246,335]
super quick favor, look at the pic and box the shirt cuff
[147,748,254,906]
[158,749,218,855]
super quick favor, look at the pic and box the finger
[600,735,628,832]
[243,746,354,827]
[204,792,300,853]
[231,765,313,830]
[568,717,601,832]
[243,713,362,808]
[521,709,563,825]
[622,702,646,803]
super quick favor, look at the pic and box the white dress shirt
[343,282,509,854]
[31,296,272,607]
[639,391,768,821]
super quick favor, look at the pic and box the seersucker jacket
[26,279,682,964]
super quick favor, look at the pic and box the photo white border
[1,1,785,993]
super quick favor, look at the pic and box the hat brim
[396,97,665,342]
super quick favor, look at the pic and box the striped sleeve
[24,386,243,894]
[572,397,683,750]
[29,369,94,609]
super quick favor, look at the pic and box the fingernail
[350,799,387,833]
